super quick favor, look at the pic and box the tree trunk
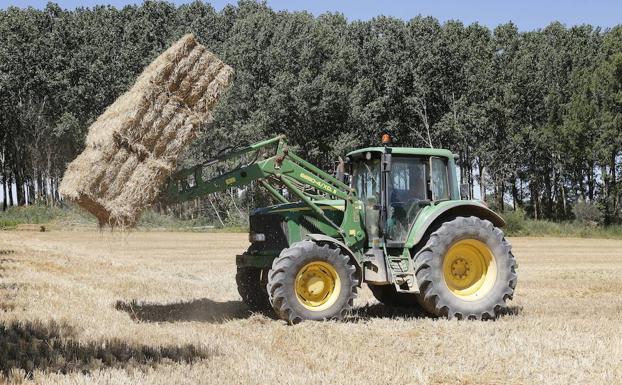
[54,176,61,204]
[511,178,518,211]
[478,162,486,202]
[531,179,539,220]
[2,173,7,211]
[27,178,35,205]
[37,171,45,205]
[587,162,595,201]
[467,149,474,198]
[611,152,618,222]
[15,168,25,206]
[8,174,14,207]
[497,176,504,212]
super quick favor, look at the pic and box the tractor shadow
[349,303,428,321]
[0,320,214,380]
[115,298,262,324]
[115,299,523,324]
[349,303,523,321]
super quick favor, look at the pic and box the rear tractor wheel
[414,216,517,320]
[267,241,358,324]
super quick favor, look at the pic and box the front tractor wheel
[236,266,271,311]
[414,216,517,320]
[267,241,358,324]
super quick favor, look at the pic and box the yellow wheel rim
[442,239,497,301]
[295,261,341,311]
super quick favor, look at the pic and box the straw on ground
[0,231,621,384]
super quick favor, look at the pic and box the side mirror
[460,183,470,200]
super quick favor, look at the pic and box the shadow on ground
[349,303,428,321]
[115,298,523,324]
[115,298,433,323]
[115,298,255,323]
[115,298,431,324]
[350,303,522,321]
[0,320,214,379]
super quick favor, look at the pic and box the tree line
[0,1,620,224]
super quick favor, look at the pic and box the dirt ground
[0,230,621,385]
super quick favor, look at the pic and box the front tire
[236,266,271,311]
[267,241,358,324]
[414,216,517,319]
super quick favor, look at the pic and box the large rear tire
[267,241,358,324]
[368,284,419,307]
[414,216,517,320]
[236,266,271,311]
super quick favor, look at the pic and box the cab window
[352,158,381,239]
[430,157,450,201]
[386,157,427,241]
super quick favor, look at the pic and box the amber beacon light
[381,133,391,145]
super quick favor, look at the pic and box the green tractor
[164,134,517,323]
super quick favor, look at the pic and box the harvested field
[0,231,621,384]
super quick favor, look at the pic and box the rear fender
[305,233,363,285]
[405,200,505,250]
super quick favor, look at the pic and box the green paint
[164,135,504,288]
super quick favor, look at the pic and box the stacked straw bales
[60,34,233,226]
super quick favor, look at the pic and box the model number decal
[299,172,337,194]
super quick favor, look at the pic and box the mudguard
[305,233,363,284]
[405,200,505,249]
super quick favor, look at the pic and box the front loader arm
[162,160,271,202]
[160,135,366,248]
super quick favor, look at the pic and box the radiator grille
[248,214,288,252]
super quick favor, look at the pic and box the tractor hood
[251,199,345,216]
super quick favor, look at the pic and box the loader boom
[162,135,365,248]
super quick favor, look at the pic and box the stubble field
[0,230,621,385]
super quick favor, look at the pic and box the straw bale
[59,34,233,226]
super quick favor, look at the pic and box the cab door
[351,156,381,243]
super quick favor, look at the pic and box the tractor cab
[346,139,458,246]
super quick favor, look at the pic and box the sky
[1,0,620,31]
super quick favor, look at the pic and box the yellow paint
[442,239,497,301]
[295,261,341,311]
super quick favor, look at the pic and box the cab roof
[347,147,456,159]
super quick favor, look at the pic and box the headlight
[249,232,266,242]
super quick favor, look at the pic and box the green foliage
[500,208,526,234]
[0,2,620,227]
[0,204,68,224]
[500,208,622,238]
[136,209,245,230]
[0,219,18,229]
[572,200,603,225]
